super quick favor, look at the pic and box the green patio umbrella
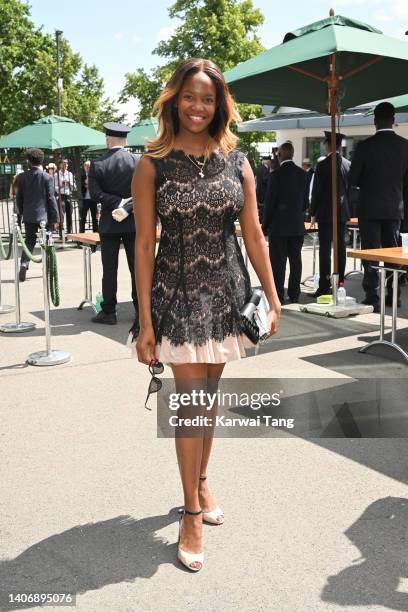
[127,117,158,147]
[0,115,106,150]
[86,118,159,152]
[225,13,408,299]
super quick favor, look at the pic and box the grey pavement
[1,238,408,612]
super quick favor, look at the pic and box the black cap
[103,122,131,137]
[323,131,345,147]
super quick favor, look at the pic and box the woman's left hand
[267,306,281,336]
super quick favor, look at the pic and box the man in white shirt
[55,159,75,234]
[80,160,98,232]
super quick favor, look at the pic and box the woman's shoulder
[226,148,247,181]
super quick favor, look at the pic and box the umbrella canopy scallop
[127,117,159,147]
[224,15,408,113]
[0,115,106,150]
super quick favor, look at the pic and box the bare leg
[199,363,225,514]
[171,363,207,559]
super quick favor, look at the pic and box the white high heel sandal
[178,509,204,572]
[200,476,225,525]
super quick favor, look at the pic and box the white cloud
[132,35,143,44]
[335,0,382,5]
[116,99,140,125]
[392,0,408,17]
[113,32,123,41]
[374,9,393,21]
[157,26,176,43]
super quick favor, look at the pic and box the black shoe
[310,288,331,298]
[289,296,300,303]
[19,265,27,282]
[385,296,402,307]
[361,297,380,313]
[91,311,117,325]
[361,296,379,306]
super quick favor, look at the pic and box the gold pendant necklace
[185,153,207,178]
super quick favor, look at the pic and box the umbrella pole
[329,54,339,305]
[54,151,64,243]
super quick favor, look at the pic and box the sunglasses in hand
[145,359,164,410]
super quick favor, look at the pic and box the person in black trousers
[80,160,98,233]
[89,123,140,324]
[255,156,271,225]
[310,132,351,297]
[262,141,309,303]
[349,102,408,310]
[16,148,59,281]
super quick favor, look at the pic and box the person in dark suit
[302,157,314,185]
[262,141,309,303]
[310,132,350,297]
[16,148,59,282]
[89,123,140,325]
[255,156,271,225]
[302,158,314,221]
[349,102,408,309]
[80,160,98,233]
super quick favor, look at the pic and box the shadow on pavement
[321,496,408,611]
[250,309,378,356]
[302,338,408,377]
[0,509,182,611]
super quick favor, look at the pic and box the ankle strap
[184,508,203,515]
[199,475,207,480]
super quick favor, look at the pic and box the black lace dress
[129,148,254,364]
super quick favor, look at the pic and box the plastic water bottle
[313,273,319,292]
[95,292,103,313]
[337,283,346,306]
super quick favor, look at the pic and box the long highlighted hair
[146,58,240,159]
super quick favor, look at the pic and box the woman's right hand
[136,325,157,365]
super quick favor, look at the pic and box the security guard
[89,123,139,324]
[310,131,350,297]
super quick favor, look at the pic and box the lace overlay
[131,148,252,359]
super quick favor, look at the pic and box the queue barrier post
[0,242,14,314]
[27,222,70,366]
[0,215,36,333]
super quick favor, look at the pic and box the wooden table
[67,232,101,313]
[66,228,172,314]
[348,247,408,362]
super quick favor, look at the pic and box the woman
[131,58,280,572]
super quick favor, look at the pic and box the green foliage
[120,0,273,161]
[155,0,264,71]
[0,0,123,134]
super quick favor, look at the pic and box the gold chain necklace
[184,152,207,178]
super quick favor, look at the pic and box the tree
[119,0,274,164]
[0,0,122,134]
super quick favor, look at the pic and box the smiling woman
[145,58,240,159]
[129,57,281,573]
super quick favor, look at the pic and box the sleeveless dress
[129,148,255,364]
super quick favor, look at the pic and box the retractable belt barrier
[27,222,70,366]
[0,232,14,314]
[1,217,69,365]
[0,215,36,332]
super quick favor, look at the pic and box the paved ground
[1,237,408,612]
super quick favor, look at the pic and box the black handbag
[240,288,268,344]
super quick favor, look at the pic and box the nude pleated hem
[127,333,255,364]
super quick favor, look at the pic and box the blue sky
[29,0,408,121]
